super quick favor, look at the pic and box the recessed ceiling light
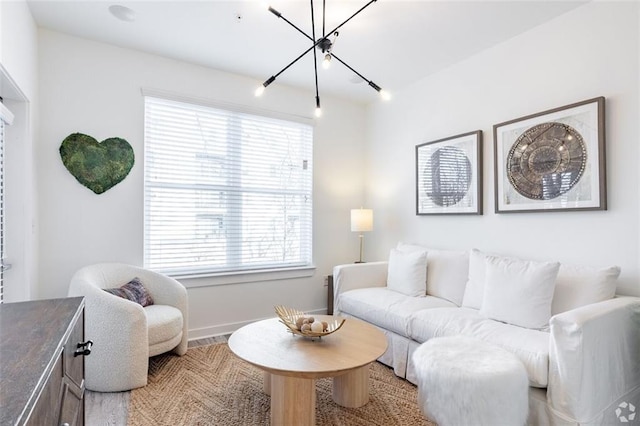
[109,5,136,22]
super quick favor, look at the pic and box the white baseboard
[187,307,327,341]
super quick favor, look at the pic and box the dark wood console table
[0,297,87,426]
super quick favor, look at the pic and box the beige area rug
[128,343,433,426]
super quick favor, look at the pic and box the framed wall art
[416,130,482,215]
[493,97,606,213]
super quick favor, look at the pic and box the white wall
[366,2,640,297]
[37,30,367,337]
[0,0,39,302]
[1,0,37,99]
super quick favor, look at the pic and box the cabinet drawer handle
[74,340,93,357]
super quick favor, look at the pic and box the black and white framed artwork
[416,130,482,215]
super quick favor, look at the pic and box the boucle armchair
[68,263,188,392]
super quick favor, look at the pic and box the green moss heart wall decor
[59,133,135,194]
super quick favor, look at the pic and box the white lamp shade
[351,209,373,232]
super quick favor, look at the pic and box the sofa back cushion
[480,255,560,329]
[461,249,487,309]
[551,264,620,315]
[387,248,428,297]
[397,242,469,305]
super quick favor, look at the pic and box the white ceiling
[27,0,586,103]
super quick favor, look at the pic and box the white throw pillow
[461,249,487,309]
[387,248,428,297]
[480,255,560,329]
[397,243,469,305]
[551,264,620,315]
[425,250,469,305]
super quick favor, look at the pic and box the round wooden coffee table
[228,315,387,426]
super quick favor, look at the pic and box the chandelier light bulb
[315,107,322,118]
[380,90,391,101]
[254,85,265,97]
[322,54,331,69]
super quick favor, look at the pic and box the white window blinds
[144,96,313,277]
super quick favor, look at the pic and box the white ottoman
[412,336,529,426]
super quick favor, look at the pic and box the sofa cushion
[462,249,487,309]
[425,249,469,306]
[145,304,184,347]
[397,243,469,306]
[407,307,550,387]
[337,287,456,337]
[387,248,428,297]
[480,255,559,329]
[551,264,620,315]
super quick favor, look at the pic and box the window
[0,100,12,303]
[144,96,313,277]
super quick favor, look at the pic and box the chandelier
[255,0,390,117]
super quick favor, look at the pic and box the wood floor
[85,336,229,425]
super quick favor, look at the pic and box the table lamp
[351,208,373,263]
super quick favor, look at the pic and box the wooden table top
[228,315,387,379]
[0,297,84,426]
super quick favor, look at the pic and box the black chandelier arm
[269,6,314,42]
[268,0,377,46]
[330,53,382,92]
[271,44,316,80]
[265,36,330,83]
[324,0,377,40]
[323,0,326,38]
[266,30,335,83]
[330,53,365,81]
[310,0,320,102]
[265,47,383,96]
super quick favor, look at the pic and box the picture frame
[493,97,606,213]
[416,130,482,215]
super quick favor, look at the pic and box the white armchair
[68,263,188,392]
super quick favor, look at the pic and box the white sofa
[333,244,640,425]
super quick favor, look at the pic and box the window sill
[174,265,317,288]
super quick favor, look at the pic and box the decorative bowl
[274,305,345,338]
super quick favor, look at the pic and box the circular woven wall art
[423,146,472,207]
[506,122,587,200]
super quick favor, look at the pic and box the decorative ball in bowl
[275,305,345,338]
